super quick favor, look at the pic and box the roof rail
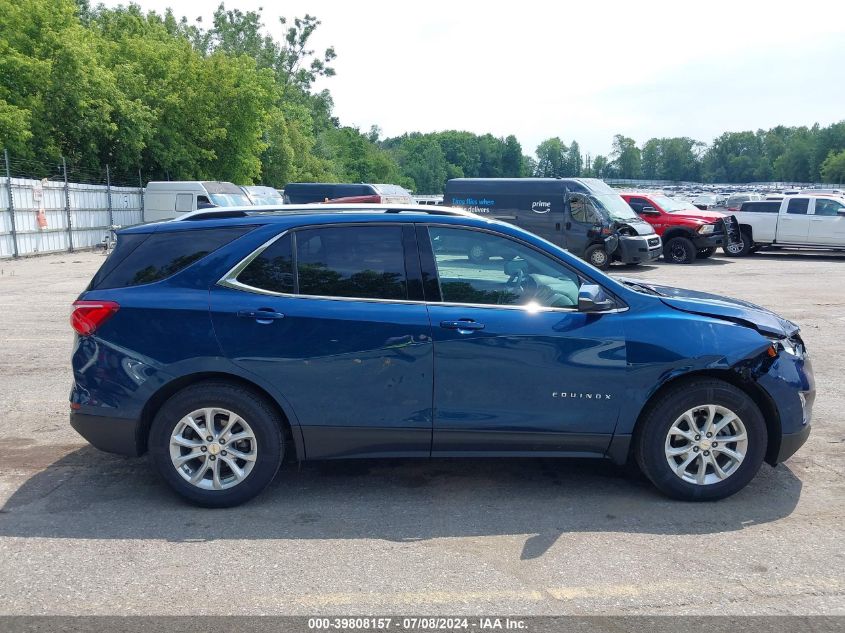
[174,204,471,222]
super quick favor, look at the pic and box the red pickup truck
[621,193,739,264]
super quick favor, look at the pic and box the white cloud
[98,0,845,156]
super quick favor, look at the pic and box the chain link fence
[1,150,145,259]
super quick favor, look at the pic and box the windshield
[248,196,282,205]
[591,194,639,221]
[209,193,252,207]
[651,195,698,213]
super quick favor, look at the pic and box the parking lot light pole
[4,149,19,258]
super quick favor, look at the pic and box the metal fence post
[3,149,19,258]
[138,169,144,213]
[62,156,73,252]
[106,164,114,227]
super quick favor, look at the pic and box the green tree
[820,150,845,183]
[396,135,447,193]
[591,155,609,178]
[535,137,567,177]
[610,134,641,179]
[567,141,582,176]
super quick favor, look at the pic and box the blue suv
[70,205,814,507]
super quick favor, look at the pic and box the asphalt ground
[0,248,843,615]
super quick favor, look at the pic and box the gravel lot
[0,249,843,615]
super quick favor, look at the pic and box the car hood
[667,209,726,222]
[619,279,799,337]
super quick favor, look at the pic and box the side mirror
[640,206,659,215]
[578,284,615,312]
[838,209,845,216]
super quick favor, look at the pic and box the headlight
[780,338,800,356]
[697,224,716,235]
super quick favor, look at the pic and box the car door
[210,223,434,458]
[421,225,625,455]
[808,198,845,246]
[564,193,603,256]
[777,197,812,242]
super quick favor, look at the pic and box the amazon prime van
[443,178,662,268]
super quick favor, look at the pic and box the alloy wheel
[664,404,748,485]
[169,408,258,490]
[670,242,688,262]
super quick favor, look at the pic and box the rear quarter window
[91,226,254,290]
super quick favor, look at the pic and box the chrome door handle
[238,309,285,324]
[440,319,485,332]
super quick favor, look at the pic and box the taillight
[71,300,120,336]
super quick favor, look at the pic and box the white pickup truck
[724,195,845,256]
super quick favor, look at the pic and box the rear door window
[295,226,408,300]
[786,198,810,215]
[236,234,294,294]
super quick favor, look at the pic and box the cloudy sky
[100,0,845,157]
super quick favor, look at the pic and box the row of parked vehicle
[140,178,845,271]
[142,181,415,223]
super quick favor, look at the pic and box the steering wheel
[505,268,537,299]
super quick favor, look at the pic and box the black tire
[663,236,697,264]
[723,229,752,257]
[634,379,767,501]
[467,243,488,264]
[585,244,610,270]
[149,381,284,507]
[697,247,716,259]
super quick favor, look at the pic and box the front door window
[428,227,581,309]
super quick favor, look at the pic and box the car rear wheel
[697,247,716,259]
[724,230,752,257]
[634,379,767,501]
[149,381,283,507]
[585,244,610,270]
[664,237,697,264]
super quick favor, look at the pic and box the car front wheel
[149,381,283,507]
[664,236,697,264]
[585,244,610,270]
[634,379,767,501]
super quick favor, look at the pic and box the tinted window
[295,226,407,300]
[787,198,810,215]
[92,227,254,289]
[627,197,650,211]
[741,201,779,213]
[237,234,294,293]
[814,198,844,217]
[428,227,581,308]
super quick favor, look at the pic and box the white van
[143,181,253,222]
[239,185,285,206]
